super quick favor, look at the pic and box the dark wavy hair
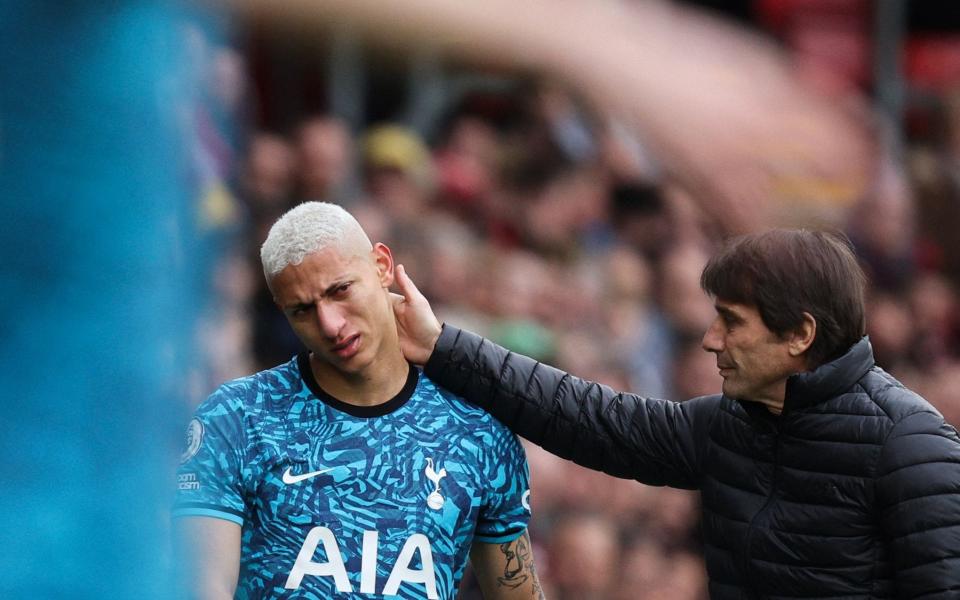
[700,229,867,367]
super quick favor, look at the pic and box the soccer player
[174,202,541,599]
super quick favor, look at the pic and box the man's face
[701,299,802,405]
[269,243,395,378]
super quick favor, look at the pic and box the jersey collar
[297,352,420,418]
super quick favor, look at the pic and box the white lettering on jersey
[359,530,378,594]
[285,527,438,599]
[383,534,438,599]
[177,473,200,491]
[284,527,352,592]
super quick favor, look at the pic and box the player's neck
[309,345,410,407]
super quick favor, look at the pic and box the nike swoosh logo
[282,466,335,484]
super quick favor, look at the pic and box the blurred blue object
[0,3,212,597]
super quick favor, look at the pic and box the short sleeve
[172,385,248,525]
[474,424,531,544]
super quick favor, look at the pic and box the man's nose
[316,303,347,339]
[702,318,723,353]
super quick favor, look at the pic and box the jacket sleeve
[424,325,717,489]
[876,410,960,597]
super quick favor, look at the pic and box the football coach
[392,228,960,598]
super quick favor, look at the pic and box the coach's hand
[392,264,442,366]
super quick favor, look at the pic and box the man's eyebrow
[322,278,352,296]
[285,300,314,311]
[715,305,742,321]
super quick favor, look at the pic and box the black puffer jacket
[425,326,960,599]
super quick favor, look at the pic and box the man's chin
[313,351,367,375]
[721,382,741,400]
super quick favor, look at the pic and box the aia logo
[285,528,438,598]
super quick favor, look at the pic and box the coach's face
[701,299,811,410]
[269,242,397,378]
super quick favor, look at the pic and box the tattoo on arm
[496,537,529,589]
[529,558,545,600]
[496,532,544,598]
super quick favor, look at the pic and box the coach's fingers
[394,264,425,304]
[392,264,442,365]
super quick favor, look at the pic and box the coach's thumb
[394,264,421,302]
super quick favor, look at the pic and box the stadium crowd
[182,10,960,600]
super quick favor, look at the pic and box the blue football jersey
[174,354,531,599]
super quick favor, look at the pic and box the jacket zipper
[742,424,781,598]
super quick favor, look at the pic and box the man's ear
[372,242,395,288]
[788,312,817,357]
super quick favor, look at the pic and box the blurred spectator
[647,487,701,553]
[865,291,915,372]
[848,157,917,291]
[361,123,435,222]
[610,182,672,261]
[434,115,500,220]
[546,513,620,600]
[649,551,709,600]
[295,115,356,203]
[519,167,610,258]
[656,242,716,340]
[243,132,297,243]
[910,89,960,283]
[600,245,675,398]
[615,535,670,600]
[908,271,960,365]
[243,133,301,371]
[485,249,559,361]
[908,143,960,281]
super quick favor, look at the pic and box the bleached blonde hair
[260,201,372,279]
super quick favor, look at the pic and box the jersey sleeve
[474,423,531,544]
[172,383,249,525]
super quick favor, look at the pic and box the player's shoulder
[416,371,516,438]
[196,355,301,418]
